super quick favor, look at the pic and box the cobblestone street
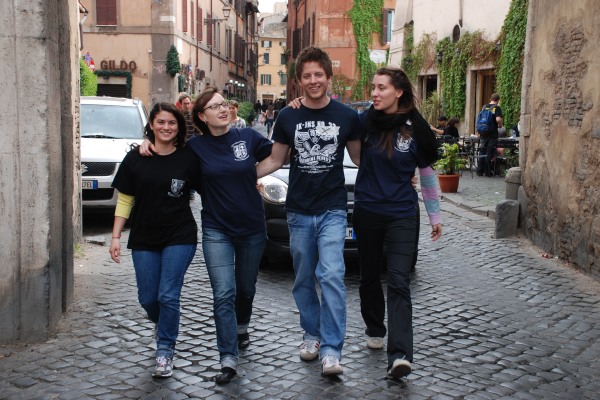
[1,192,599,399]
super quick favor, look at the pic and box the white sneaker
[299,339,320,361]
[387,358,412,379]
[366,336,384,349]
[152,356,173,378]
[321,355,343,376]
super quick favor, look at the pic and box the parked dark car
[258,149,359,264]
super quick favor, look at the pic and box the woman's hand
[139,139,155,156]
[411,175,418,188]
[109,238,121,263]
[431,224,442,241]
[288,97,304,109]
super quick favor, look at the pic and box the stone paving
[2,189,600,399]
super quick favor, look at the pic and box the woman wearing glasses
[140,88,272,384]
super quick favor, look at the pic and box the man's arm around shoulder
[346,139,361,166]
[256,142,290,178]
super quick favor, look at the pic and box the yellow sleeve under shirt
[115,192,135,219]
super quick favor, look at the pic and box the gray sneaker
[152,356,173,378]
[387,358,411,379]
[366,336,384,349]
[299,339,320,361]
[321,355,343,376]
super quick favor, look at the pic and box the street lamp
[204,5,231,24]
[436,51,443,64]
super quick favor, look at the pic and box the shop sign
[99,60,137,71]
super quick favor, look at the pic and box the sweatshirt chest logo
[168,179,185,198]
[232,141,249,161]
[394,134,411,153]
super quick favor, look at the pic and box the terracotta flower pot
[438,174,460,193]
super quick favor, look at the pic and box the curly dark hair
[143,102,187,148]
[294,46,333,81]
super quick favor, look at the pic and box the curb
[440,193,497,220]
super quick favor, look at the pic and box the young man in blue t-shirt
[256,46,361,376]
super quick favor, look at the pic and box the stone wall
[0,0,78,343]
[521,0,600,279]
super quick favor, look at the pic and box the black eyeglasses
[203,101,229,111]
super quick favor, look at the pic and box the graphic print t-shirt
[112,147,201,250]
[186,128,272,236]
[271,100,361,214]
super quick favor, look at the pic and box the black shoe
[215,367,237,384]
[237,333,250,349]
[476,171,484,177]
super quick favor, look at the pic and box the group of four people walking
[109,45,442,383]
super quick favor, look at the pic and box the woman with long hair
[353,67,442,379]
[109,102,201,378]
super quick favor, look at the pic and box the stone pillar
[505,167,522,200]
[0,0,78,343]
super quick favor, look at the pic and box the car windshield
[81,104,144,139]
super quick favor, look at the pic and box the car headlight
[258,175,287,204]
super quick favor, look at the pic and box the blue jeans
[202,228,266,369]
[287,210,347,360]
[132,244,196,359]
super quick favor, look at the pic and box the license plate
[345,227,355,240]
[82,180,98,190]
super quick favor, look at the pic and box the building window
[280,74,287,85]
[225,29,232,59]
[260,74,272,85]
[264,53,270,64]
[96,0,117,26]
[191,1,195,38]
[280,54,287,65]
[382,9,394,44]
[262,40,271,48]
[182,0,188,33]
[197,7,203,42]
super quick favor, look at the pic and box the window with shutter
[207,13,213,46]
[96,0,117,26]
[191,1,195,38]
[182,0,188,33]
[197,7,203,42]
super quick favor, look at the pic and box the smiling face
[199,93,230,131]
[149,110,179,146]
[371,74,403,114]
[299,61,331,103]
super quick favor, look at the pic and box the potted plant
[434,143,466,193]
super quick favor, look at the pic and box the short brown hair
[491,93,500,102]
[295,46,333,81]
[228,99,239,108]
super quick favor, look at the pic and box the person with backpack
[476,93,503,176]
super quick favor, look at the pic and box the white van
[80,96,147,209]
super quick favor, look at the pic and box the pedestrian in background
[140,88,272,385]
[228,99,247,129]
[353,67,441,379]
[256,46,361,377]
[109,102,201,378]
[177,93,197,141]
[263,104,275,135]
[476,93,503,176]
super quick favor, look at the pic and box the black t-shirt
[271,100,362,214]
[444,126,459,138]
[112,147,201,250]
[186,128,272,236]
